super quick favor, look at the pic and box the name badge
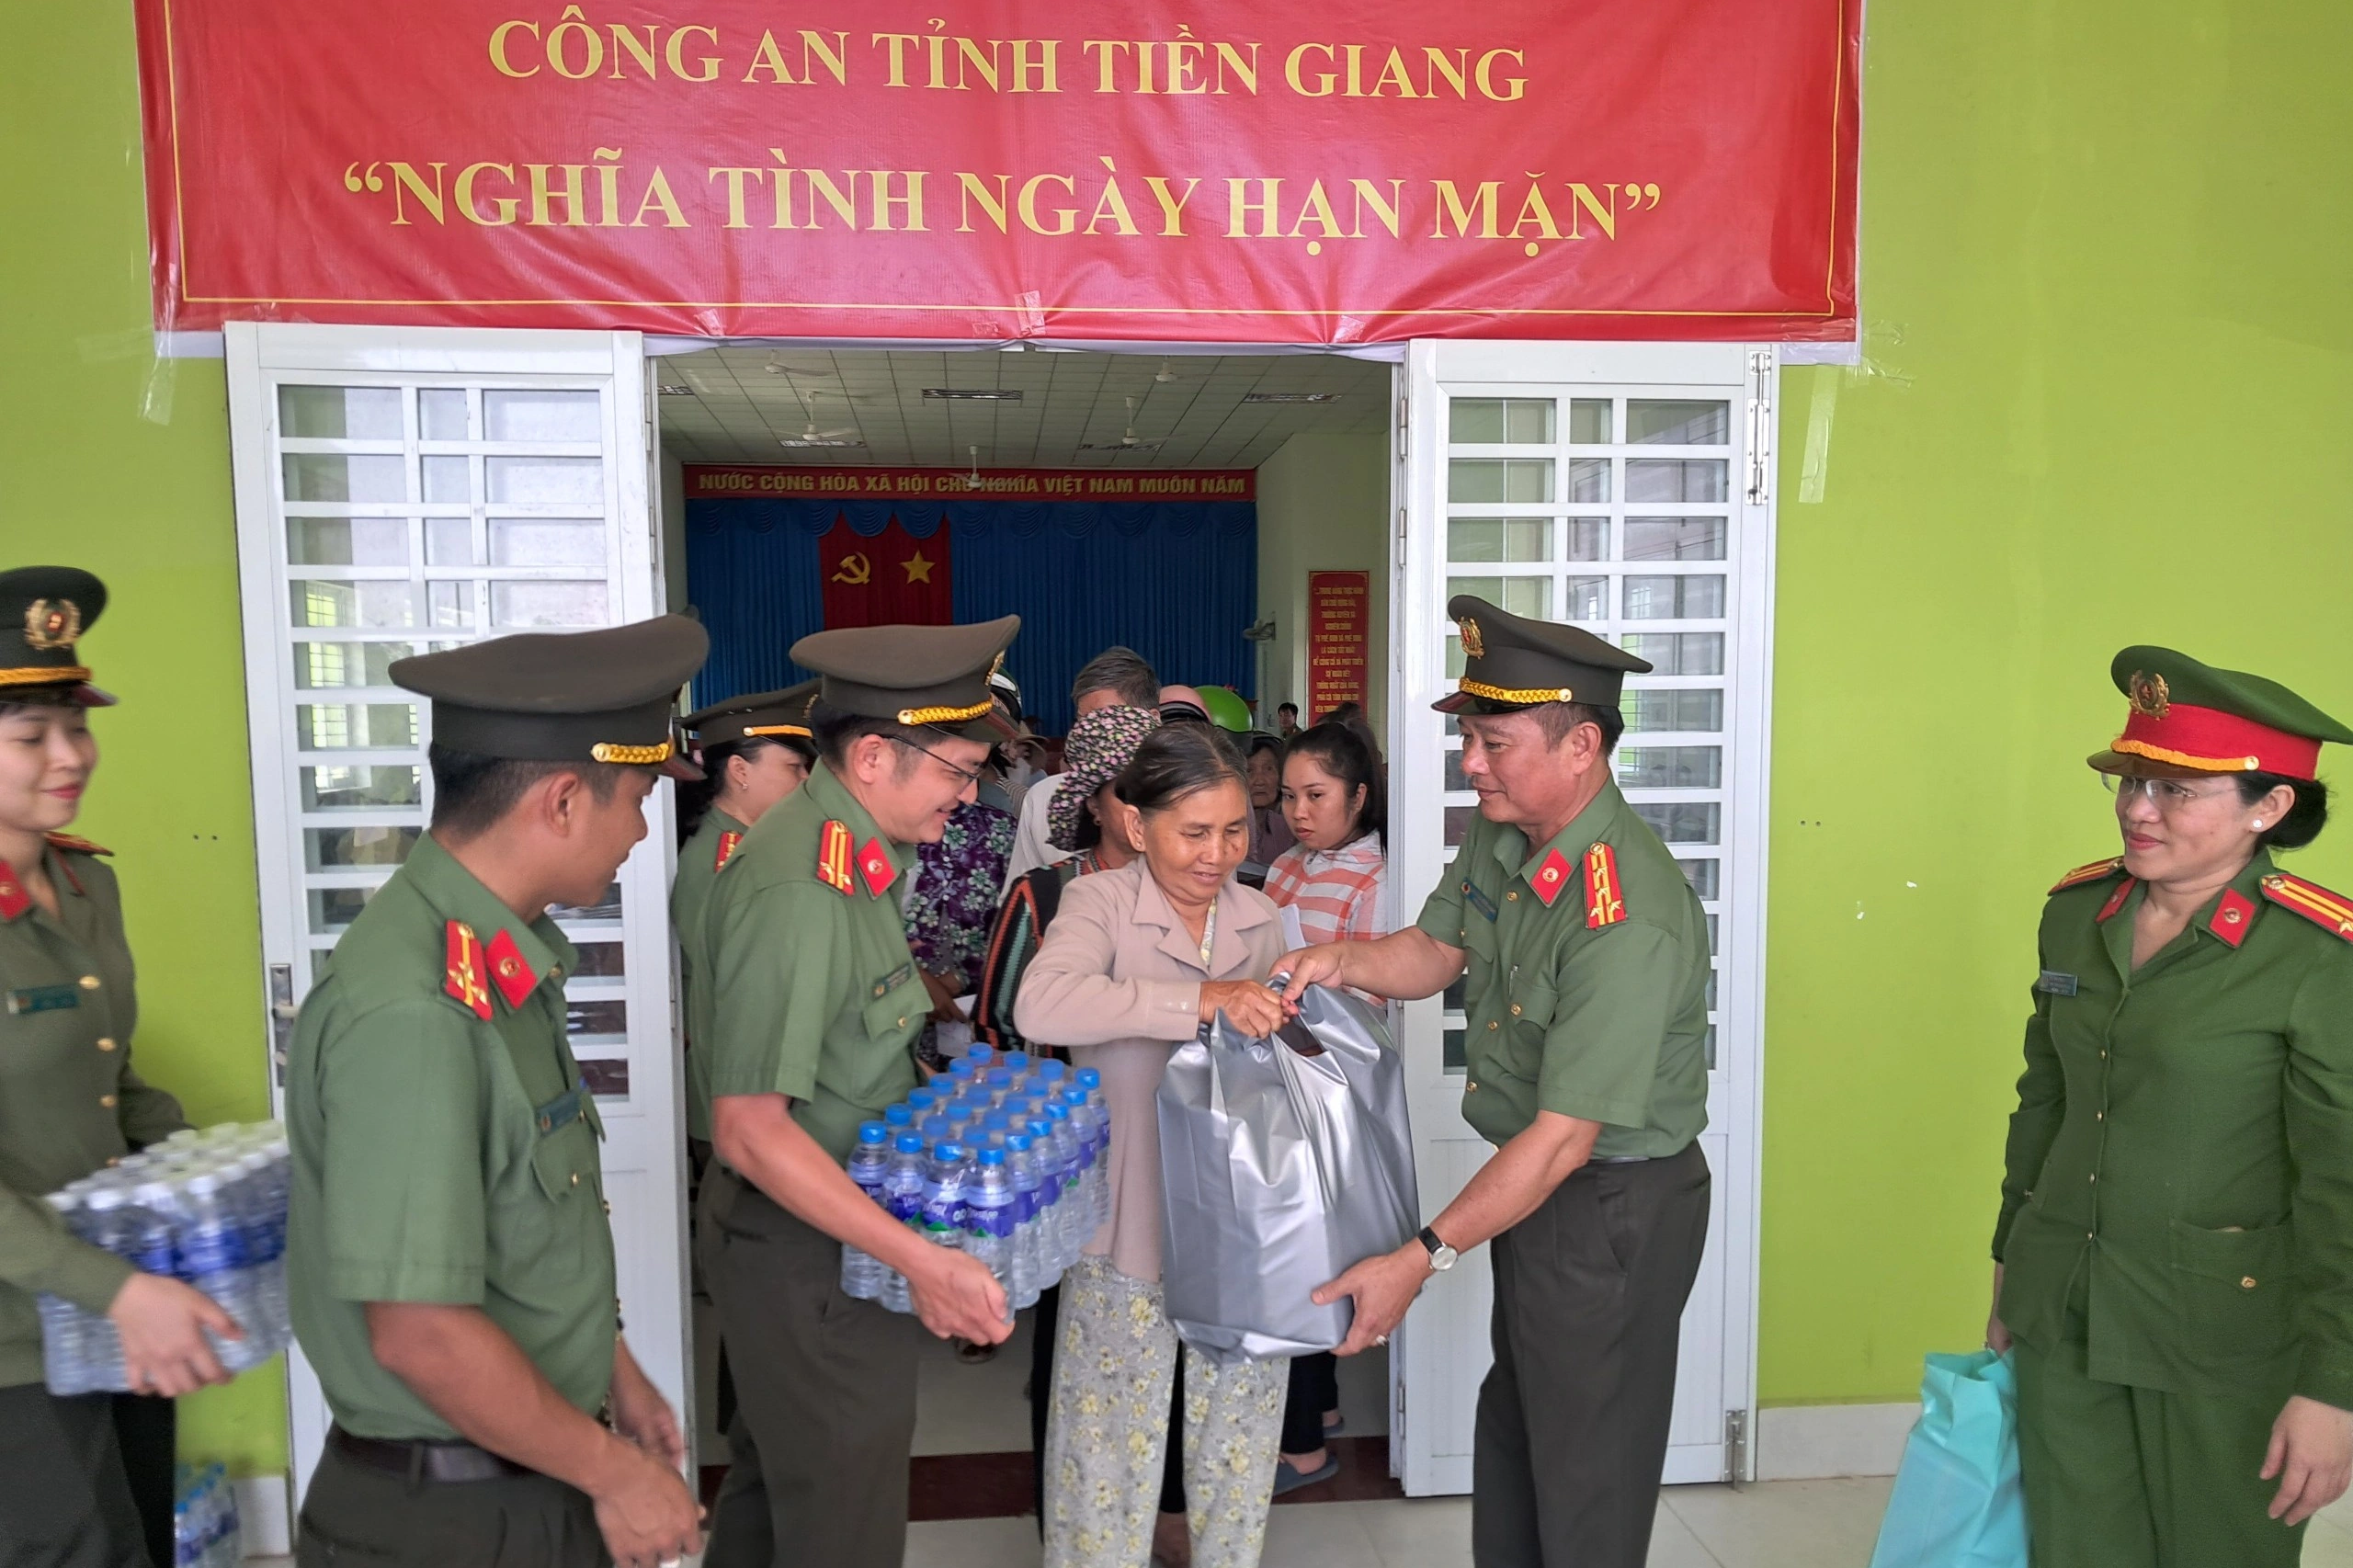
[872,961,915,1000]
[1462,882,1500,924]
[6,984,80,1016]
[2034,971,2079,996]
[534,1086,586,1135]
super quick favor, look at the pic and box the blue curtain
[685,498,1257,734]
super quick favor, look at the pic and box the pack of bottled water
[840,1047,1113,1319]
[173,1461,243,1568]
[37,1120,292,1395]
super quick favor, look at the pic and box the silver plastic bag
[1156,983,1420,1363]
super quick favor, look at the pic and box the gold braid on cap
[590,741,675,765]
[743,723,812,738]
[0,665,94,687]
[898,697,993,726]
[1457,678,1575,706]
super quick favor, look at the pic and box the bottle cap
[894,1133,926,1154]
[858,1122,888,1144]
[965,1043,995,1062]
[1075,1067,1102,1089]
[937,1142,967,1162]
[949,1059,977,1078]
[985,1070,1013,1090]
[1038,1059,1067,1080]
[1043,1102,1068,1121]
[908,1088,938,1111]
[978,1148,1005,1165]
[1063,1088,1087,1107]
[86,1187,127,1210]
[1026,1119,1051,1139]
[983,1111,1010,1131]
[920,1116,953,1142]
[883,1105,913,1127]
[1006,1133,1031,1152]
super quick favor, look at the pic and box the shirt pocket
[2168,1219,2292,1359]
[525,1097,600,1273]
[841,973,925,1103]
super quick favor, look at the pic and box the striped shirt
[1264,833,1391,947]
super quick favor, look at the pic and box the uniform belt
[329,1426,534,1484]
[1590,1153,1658,1165]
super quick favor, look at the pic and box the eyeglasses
[2102,775,2239,812]
[891,735,984,789]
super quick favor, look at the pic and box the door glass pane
[568,1000,629,1039]
[1623,517,1727,561]
[492,581,610,628]
[1624,575,1726,619]
[307,885,376,935]
[292,642,420,689]
[287,517,409,567]
[486,457,602,505]
[486,390,601,442]
[1443,748,1467,791]
[1617,746,1722,789]
[290,581,416,629]
[1448,460,1552,504]
[280,386,404,440]
[1446,518,1551,564]
[567,942,628,978]
[426,518,476,565]
[1680,858,1722,899]
[1443,806,1477,846]
[420,389,470,441]
[423,456,473,504]
[1623,689,1724,732]
[1565,518,1608,561]
[1628,401,1730,445]
[490,519,607,567]
[551,883,624,921]
[1619,632,1723,676]
[1569,400,1612,444]
[301,764,422,811]
[1625,460,1728,503]
[1449,398,1553,444]
[295,702,417,751]
[1632,802,1722,844]
[1565,458,1609,503]
[1447,576,1548,619]
[576,1059,631,1097]
[426,582,475,629]
[306,825,420,871]
[1563,576,1608,621]
[283,454,405,504]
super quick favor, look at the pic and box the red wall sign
[135,2,1859,344]
[685,465,1255,501]
[1307,570,1370,719]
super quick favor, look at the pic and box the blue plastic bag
[1867,1349,2030,1568]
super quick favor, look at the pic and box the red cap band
[2111,701,2320,779]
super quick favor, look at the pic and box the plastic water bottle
[906,1087,939,1118]
[175,1176,261,1372]
[983,1068,1015,1106]
[879,1133,928,1313]
[961,1149,1016,1321]
[1034,1058,1067,1096]
[1003,1132,1042,1308]
[978,1110,1012,1150]
[840,1123,892,1300]
[38,1191,90,1395]
[883,1104,914,1134]
[1037,1105,1081,1269]
[919,1142,971,1284]
[964,1043,995,1068]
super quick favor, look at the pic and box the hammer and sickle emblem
[832,553,872,586]
[2129,671,2170,720]
[24,599,81,652]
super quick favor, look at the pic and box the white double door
[223,324,690,1497]
[1388,340,1775,1493]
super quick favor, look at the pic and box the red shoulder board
[1584,843,1628,929]
[2260,873,2353,942]
[2209,888,2257,948]
[0,862,28,922]
[816,820,856,896]
[714,829,744,873]
[2050,858,2126,895]
[44,833,111,857]
[858,837,898,900]
[444,921,493,1020]
[1529,846,1574,908]
[484,928,538,1009]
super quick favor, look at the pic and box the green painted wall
[4,6,286,1472]
[12,0,2352,1465]
[1758,4,2353,1403]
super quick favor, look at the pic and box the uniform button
[99,1094,117,1108]
[1509,1004,1523,1017]
[897,1017,906,1028]
[550,963,563,978]
[570,1172,580,1187]
[2086,1232,2095,1241]
[78,975,100,990]
[2096,1111,2104,1120]
[2088,1173,2097,1183]
[2099,1051,2109,1060]
[1487,1020,1499,1030]
[2242,1277,2258,1290]
[96,1037,116,1052]
[1466,1081,1479,1093]
[1506,892,1519,903]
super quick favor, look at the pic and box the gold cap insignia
[2129,670,2170,720]
[1459,617,1486,660]
[24,599,80,652]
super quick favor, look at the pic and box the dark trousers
[295,1439,605,1567]
[1027,1281,1185,1532]
[1472,1142,1711,1568]
[110,1394,176,1568]
[0,1383,149,1568]
[1280,1353,1341,1455]
[700,1169,922,1568]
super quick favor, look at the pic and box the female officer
[0,566,238,1568]
[1989,645,2353,1566]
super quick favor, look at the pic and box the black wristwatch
[1417,1226,1459,1273]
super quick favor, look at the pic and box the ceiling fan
[778,391,864,449]
[1077,396,1164,452]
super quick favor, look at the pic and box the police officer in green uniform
[285,616,708,1568]
[1282,596,1714,1568]
[0,567,235,1568]
[1988,647,2353,1565]
[695,619,1018,1568]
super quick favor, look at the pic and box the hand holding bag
[1156,981,1419,1363]
[1866,1349,2030,1568]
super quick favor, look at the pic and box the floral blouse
[904,799,1017,993]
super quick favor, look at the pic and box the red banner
[1307,570,1370,719]
[686,465,1255,502]
[135,2,1859,345]
[818,514,953,628]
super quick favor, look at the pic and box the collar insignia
[2097,878,2138,923]
[24,599,81,652]
[2208,888,2257,948]
[858,838,898,899]
[485,928,538,1009]
[1529,846,1573,909]
[0,866,28,922]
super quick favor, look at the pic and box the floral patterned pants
[1042,1256,1289,1568]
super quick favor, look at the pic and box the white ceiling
[655,347,1391,468]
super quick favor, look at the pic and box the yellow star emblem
[903,550,936,585]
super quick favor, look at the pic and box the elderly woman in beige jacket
[1017,723,1294,1568]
